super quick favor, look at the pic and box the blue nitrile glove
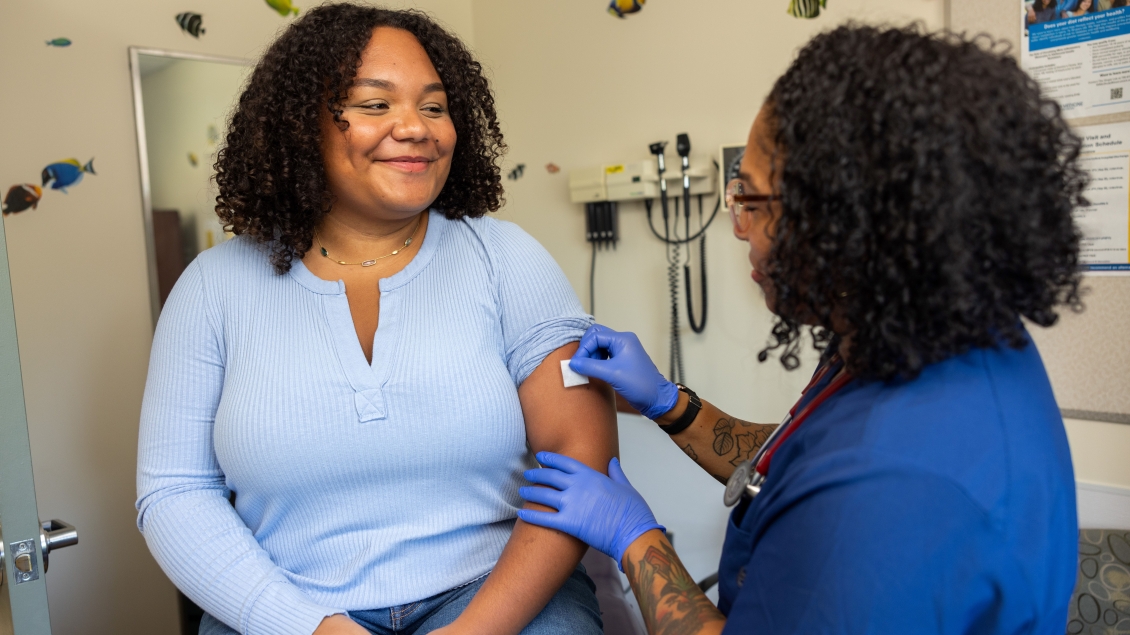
[518,452,665,570]
[569,324,679,420]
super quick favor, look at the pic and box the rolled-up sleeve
[490,220,593,385]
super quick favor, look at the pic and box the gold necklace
[316,215,422,267]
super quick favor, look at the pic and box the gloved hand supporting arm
[519,453,725,635]
[518,452,664,570]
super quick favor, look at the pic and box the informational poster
[1076,122,1130,273]
[1022,4,1130,119]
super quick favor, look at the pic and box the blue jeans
[199,565,602,635]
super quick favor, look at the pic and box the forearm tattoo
[625,540,725,635]
[709,417,776,466]
[730,422,774,467]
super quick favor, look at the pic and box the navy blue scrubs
[718,331,1077,634]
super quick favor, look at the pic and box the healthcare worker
[519,25,1084,634]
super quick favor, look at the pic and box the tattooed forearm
[729,425,774,467]
[667,397,777,484]
[625,539,725,635]
[712,417,736,456]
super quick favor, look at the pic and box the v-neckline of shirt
[287,211,447,423]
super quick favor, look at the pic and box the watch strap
[658,384,701,435]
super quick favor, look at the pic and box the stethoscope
[723,358,853,507]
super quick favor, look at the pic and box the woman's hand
[569,325,679,420]
[312,614,370,635]
[518,452,664,569]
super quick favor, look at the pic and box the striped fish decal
[788,0,827,18]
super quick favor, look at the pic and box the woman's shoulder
[449,213,544,253]
[440,213,559,279]
[190,235,281,284]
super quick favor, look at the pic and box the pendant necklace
[316,214,422,267]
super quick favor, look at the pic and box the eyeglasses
[725,179,772,234]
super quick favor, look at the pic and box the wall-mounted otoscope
[649,141,670,232]
[677,133,707,334]
[565,136,721,384]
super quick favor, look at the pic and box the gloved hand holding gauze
[568,324,679,419]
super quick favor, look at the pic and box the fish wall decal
[608,0,645,18]
[264,0,300,17]
[46,38,72,47]
[176,12,206,38]
[2,184,43,215]
[41,158,95,193]
[787,0,827,18]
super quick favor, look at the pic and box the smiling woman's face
[320,26,457,222]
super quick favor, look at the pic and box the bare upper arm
[518,342,618,474]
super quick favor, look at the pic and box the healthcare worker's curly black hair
[214,3,505,274]
[761,24,1086,381]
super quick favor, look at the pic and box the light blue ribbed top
[136,211,591,635]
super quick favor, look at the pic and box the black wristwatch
[657,384,701,435]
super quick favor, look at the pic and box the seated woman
[135,5,614,635]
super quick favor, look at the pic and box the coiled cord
[667,242,685,384]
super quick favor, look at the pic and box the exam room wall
[949,0,1130,507]
[471,0,945,585]
[0,1,472,633]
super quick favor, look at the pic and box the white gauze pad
[561,359,590,388]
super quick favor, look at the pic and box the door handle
[0,518,78,587]
[39,519,78,572]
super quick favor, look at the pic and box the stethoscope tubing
[724,412,792,506]
[723,359,850,507]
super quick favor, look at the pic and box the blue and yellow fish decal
[41,158,95,193]
[608,0,645,18]
[46,38,72,47]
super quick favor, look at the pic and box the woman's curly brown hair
[214,3,505,273]
[760,24,1086,381]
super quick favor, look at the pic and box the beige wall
[0,1,472,633]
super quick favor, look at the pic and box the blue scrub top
[718,331,1077,634]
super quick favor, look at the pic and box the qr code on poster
[1113,87,1124,100]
